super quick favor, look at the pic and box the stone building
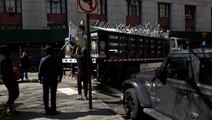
[1,0,212,62]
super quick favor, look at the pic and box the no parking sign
[77,0,98,14]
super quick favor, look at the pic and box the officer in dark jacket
[0,45,19,114]
[73,47,93,100]
[38,45,63,115]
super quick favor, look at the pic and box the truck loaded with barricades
[62,20,188,88]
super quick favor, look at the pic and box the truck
[62,20,187,87]
[89,29,169,87]
[122,48,212,120]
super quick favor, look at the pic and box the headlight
[145,81,152,92]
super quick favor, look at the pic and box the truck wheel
[123,88,141,120]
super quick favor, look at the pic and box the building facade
[1,0,212,61]
[1,0,212,32]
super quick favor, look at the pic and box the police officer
[0,45,19,114]
[38,45,63,115]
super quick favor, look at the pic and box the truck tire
[123,88,141,120]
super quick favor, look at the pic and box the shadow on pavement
[20,108,116,120]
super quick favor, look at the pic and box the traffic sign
[77,0,98,14]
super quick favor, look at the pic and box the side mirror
[155,68,167,84]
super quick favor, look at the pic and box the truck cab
[122,48,212,120]
[170,37,188,51]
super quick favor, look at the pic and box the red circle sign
[78,0,98,13]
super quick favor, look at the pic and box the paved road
[94,84,126,118]
[28,72,126,117]
[0,72,126,120]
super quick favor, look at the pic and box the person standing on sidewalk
[38,45,63,115]
[73,47,93,100]
[68,20,85,79]
[19,51,30,81]
[0,45,19,114]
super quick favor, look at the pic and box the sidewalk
[0,73,124,120]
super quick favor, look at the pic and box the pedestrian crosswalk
[57,88,78,95]
[57,87,96,96]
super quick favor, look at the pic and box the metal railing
[89,19,169,39]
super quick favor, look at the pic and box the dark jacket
[0,54,17,86]
[19,55,30,68]
[38,55,63,82]
[73,47,93,76]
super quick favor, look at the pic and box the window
[46,0,67,29]
[52,1,60,13]
[158,3,169,18]
[185,5,195,20]
[0,0,3,12]
[127,0,140,16]
[165,57,190,80]
[47,0,66,14]
[16,0,21,13]
[98,0,106,15]
[199,57,212,85]
[90,0,107,22]
[5,0,15,13]
[0,0,22,30]
[158,3,170,31]
[0,0,21,13]
[5,0,15,8]
[185,5,195,32]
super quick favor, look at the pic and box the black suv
[122,48,212,120]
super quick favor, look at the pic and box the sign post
[77,0,98,109]
[86,13,92,109]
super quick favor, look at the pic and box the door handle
[191,93,199,100]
